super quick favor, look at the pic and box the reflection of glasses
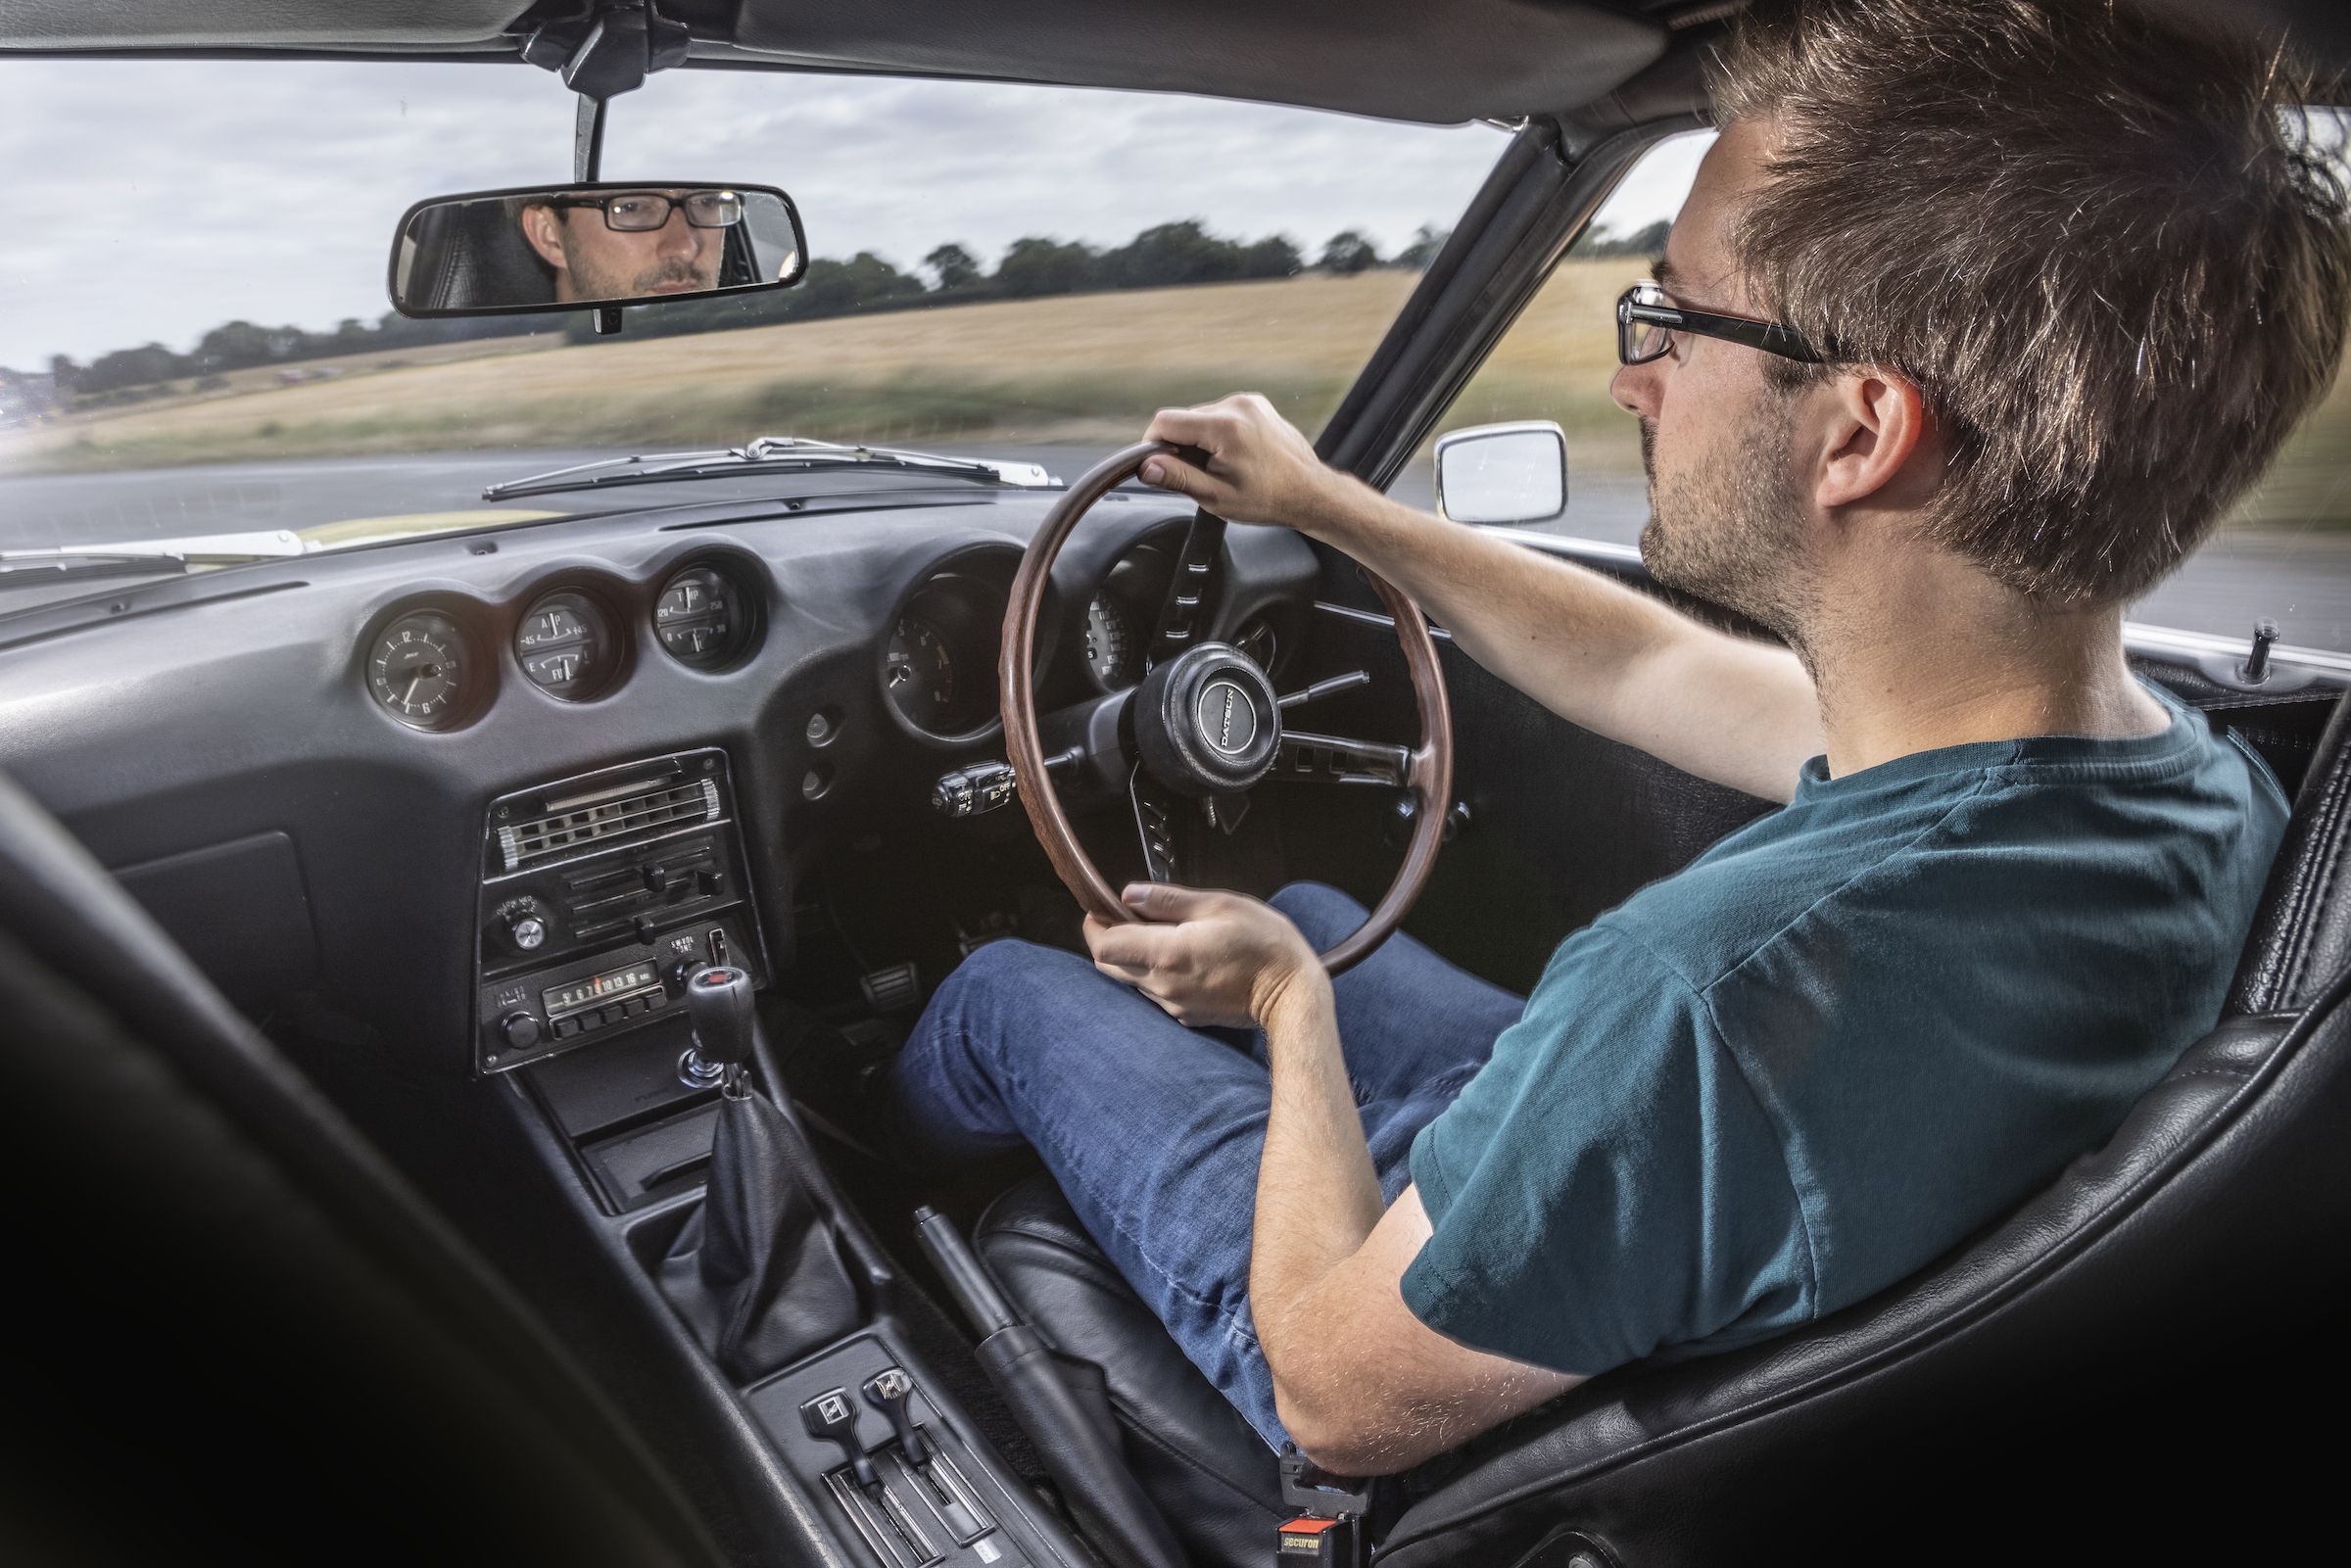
[548,191,744,231]
[1616,281,1822,365]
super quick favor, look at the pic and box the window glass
[0,62,1502,554]
[1405,122,2351,654]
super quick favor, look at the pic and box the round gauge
[886,615,965,728]
[1234,616,1277,674]
[514,591,611,699]
[1083,593,1136,689]
[366,611,472,729]
[653,565,742,669]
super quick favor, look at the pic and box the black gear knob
[680,965,756,1090]
[687,965,756,1065]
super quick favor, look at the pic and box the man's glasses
[1616,281,1823,365]
[549,190,744,232]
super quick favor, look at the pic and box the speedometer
[886,615,959,724]
[1083,593,1136,688]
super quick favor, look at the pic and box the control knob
[494,894,554,954]
[499,1013,543,1051]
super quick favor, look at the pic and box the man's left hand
[1083,882,1323,1029]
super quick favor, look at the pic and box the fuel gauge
[515,591,613,699]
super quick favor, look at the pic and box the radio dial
[500,1013,542,1050]
[510,915,547,950]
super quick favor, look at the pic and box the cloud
[0,59,1515,367]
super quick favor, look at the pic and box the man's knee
[1271,881,1369,949]
[932,937,1089,1015]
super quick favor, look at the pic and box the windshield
[0,60,1502,575]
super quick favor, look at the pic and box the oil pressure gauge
[366,610,473,730]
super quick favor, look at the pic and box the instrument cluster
[359,552,767,732]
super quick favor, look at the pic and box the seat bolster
[1373,998,2351,1565]
[2231,689,2351,1014]
[978,1175,1286,1568]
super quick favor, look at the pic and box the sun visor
[0,0,528,49]
[729,0,1667,125]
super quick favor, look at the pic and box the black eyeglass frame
[1616,281,1823,366]
[546,190,744,232]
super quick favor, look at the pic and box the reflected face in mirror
[518,190,727,303]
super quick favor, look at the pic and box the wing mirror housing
[388,182,807,319]
[1434,420,1568,526]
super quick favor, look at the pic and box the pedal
[859,962,921,1015]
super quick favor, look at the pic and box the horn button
[1133,642,1280,797]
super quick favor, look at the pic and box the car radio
[472,746,766,1074]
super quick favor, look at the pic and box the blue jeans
[882,882,1525,1448]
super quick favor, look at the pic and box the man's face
[1611,119,1816,642]
[522,192,723,303]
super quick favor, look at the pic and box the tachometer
[515,591,611,699]
[367,610,472,729]
[886,615,959,725]
[1083,593,1136,689]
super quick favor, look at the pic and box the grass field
[8,257,2349,530]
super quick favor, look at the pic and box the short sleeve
[1402,925,1816,1375]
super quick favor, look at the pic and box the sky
[0,57,1711,371]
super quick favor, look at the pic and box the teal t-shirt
[1402,683,2287,1375]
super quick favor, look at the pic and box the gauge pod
[365,608,479,730]
[514,589,618,700]
[652,562,757,670]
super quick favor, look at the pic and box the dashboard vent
[497,778,721,872]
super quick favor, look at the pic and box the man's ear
[519,206,570,273]
[1812,367,1935,511]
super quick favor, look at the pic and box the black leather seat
[404,199,557,311]
[0,768,712,1566]
[976,697,2351,1564]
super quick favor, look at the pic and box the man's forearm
[1249,972,1383,1394]
[1287,472,1821,802]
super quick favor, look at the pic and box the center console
[472,747,766,1075]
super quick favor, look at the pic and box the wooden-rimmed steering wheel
[999,441,1453,976]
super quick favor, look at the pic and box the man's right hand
[1141,394,1358,535]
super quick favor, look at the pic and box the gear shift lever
[679,964,755,1091]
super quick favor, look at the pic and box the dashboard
[0,479,1318,1076]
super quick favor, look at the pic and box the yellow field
[7,255,2347,530]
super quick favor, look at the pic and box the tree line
[24,217,1460,403]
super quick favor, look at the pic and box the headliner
[1,1,2345,123]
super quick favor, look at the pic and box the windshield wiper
[481,436,1061,501]
[0,529,312,593]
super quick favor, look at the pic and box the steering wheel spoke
[1128,764,1181,883]
[1267,731,1411,787]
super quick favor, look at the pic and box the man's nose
[656,212,696,254]
[1609,359,1659,420]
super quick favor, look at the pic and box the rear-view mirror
[389,182,806,318]
[1434,420,1568,526]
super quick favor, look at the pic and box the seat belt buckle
[1278,1513,1359,1565]
[1278,1443,1372,1568]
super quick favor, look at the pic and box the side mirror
[1434,420,1568,526]
[388,182,807,318]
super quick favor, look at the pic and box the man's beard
[567,251,713,302]
[1637,402,1814,646]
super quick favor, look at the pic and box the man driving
[876,0,2351,1474]
[516,188,737,302]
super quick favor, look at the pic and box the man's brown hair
[1711,0,2351,604]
